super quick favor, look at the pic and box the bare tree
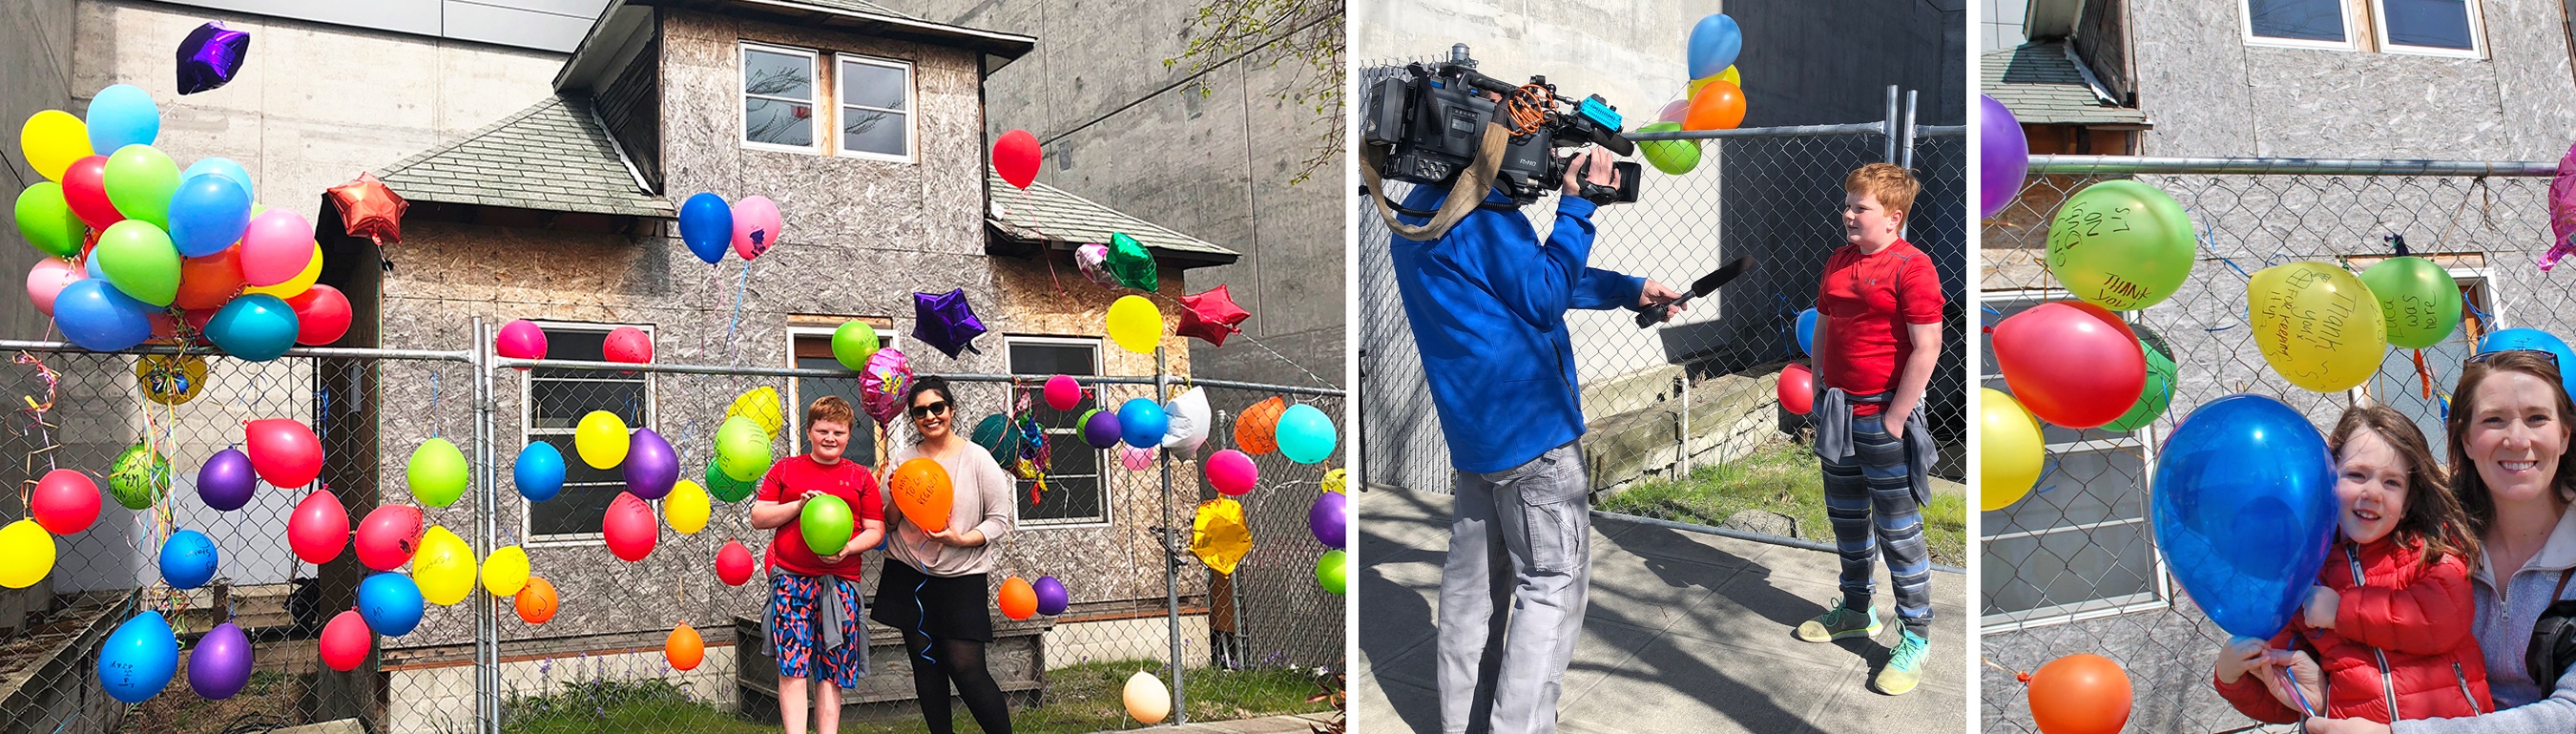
[1166,0,1345,185]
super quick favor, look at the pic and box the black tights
[904,632,1011,734]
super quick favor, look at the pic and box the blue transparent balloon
[358,572,426,637]
[678,193,733,265]
[2151,394,2337,639]
[2477,327,2576,398]
[515,442,567,502]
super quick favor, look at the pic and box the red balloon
[994,129,1041,189]
[1993,302,2147,430]
[603,326,652,365]
[716,540,754,586]
[246,418,323,489]
[288,284,352,346]
[603,492,656,562]
[1778,364,1815,415]
[31,470,100,535]
[62,156,123,230]
[320,610,371,672]
[2028,653,2133,734]
[181,307,217,345]
[289,490,349,564]
[147,310,181,345]
[354,505,425,572]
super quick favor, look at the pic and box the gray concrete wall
[139,0,613,52]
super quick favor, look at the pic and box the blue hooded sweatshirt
[1388,184,1644,474]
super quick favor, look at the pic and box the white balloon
[1123,670,1171,724]
[1162,387,1212,452]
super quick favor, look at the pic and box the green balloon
[2357,256,2462,349]
[102,145,180,229]
[1315,549,1347,596]
[408,438,469,507]
[971,413,1012,465]
[715,416,772,483]
[94,220,181,306]
[14,181,85,258]
[1634,122,1701,176]
[831,322,880,370]
[2100,325,2177,432]
[705,462,756,503]
[110,443,172,511]
[800,494,854,556]
[2043,179,2195,311]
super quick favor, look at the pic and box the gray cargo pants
[1438,442,1590,734]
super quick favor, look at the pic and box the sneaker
[1874,630,1930,696]
[1793,597,1881,642]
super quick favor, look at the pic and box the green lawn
[1595,438,1969,567]
[502,661,1334,734]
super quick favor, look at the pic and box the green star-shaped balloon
[1106,232,1157,292]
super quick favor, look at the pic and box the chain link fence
[1978,156,2561,733]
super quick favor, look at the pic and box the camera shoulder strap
[1361,122,1513,242]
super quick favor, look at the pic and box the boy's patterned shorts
[770,573,867,688]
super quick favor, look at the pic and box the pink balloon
[1044,374,1081,411]
[240,210,315,286]
[603,326,652,364]
[1206,449,1257,495]
[1657,99,1691,125]
[730,196,781,261]
[1120,446,1156,472]
[496,319,548,361]
[27,258,83,316]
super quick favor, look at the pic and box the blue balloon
[206,294,299,361]
[85,252,109,281]
[1686,14,1744,80]
[160,530,218,589]
[182,157,254,200]
[86,84,161,153]
[358,572,426,637]
[167,174,253,257]
[53,279,154,352]
[678,193,734,264]
[2151,394,2337,640]
[515,442,567,502]
[1797,308,1818,356]
[1118,398,1168,449]
[98,611,179,703]
[2478,327,2576,399]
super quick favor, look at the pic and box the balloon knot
[2385,233,2409,256]
[2016,672,2032,683]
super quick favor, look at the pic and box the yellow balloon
[0,519,56,589]
[1687,66,1743,97]
[1123,670,1171,724]
[1105,295,1163,354]
[726,387,784,439]
[665,479,710,535]
[1322,468,1346,494]
[413,526,478,606]
[1979,388,2046,512]
[575,410,631,469]
[244,243,323,298]
[2249,262,2388,392]
[19,110,93,182]
[482,545,530,598]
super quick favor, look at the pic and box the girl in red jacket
[2214,405,2491,724]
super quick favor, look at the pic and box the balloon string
[1978,657,2028,682]
[2413,348,2435,399]
[2277,664,2317,718]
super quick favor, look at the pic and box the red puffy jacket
[2214,538,2491,724]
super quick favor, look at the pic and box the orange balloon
[665,623,705,671]
[891,458,954,533]
[174,246,246,311]
[997,577,1037,620]
[1236,397,1286,454]
[515,577,559,624]
[2028,654,2132,734]
[1683,80,1747,132]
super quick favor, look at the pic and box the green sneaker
[1873,630,1929,696]
[1793,597,1882,642]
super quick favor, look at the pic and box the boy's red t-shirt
[1816,239,1944,416]
[757,454,884,579]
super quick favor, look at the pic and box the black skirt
[871,559,995,642]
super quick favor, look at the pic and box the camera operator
[1386,141,1681,734]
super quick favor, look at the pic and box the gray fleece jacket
[2395,506,2576,733]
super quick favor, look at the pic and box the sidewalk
[1350,484,1967,734]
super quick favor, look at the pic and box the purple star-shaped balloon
[177,22,251,95]
[911,288,988,359]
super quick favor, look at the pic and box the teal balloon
[94,220,180,306]
[167,173,252,258]
[183,157,254,200]
[206,294,299,361]
[86,84,160,153]
[97,611,178,703]
[102,145,180,229]
[1276,404,1338,464]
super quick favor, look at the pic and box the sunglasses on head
[2467,348,2561,369]
[909,401,951,418]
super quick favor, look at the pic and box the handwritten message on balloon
[2248,262,2386,392]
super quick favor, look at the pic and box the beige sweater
[881,439,1017,577]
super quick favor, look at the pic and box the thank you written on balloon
[2248,262,2387,393]
[2046,202,2153,308]
[2042,179,2197,312]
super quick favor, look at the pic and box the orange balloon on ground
[666,623,704,671]
[2028,654,2132,734]
[997,577,1037,620]
[515,577,559,624]
[890,458,953,533]
[1236,397,1286,454]
[1683,80,1747,131]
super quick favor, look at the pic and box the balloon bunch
[1635,14,1749,176]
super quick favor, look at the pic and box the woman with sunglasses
[2307,349,2576,733]
[872,376,1019,734]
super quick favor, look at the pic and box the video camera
[1362,44,1640,208]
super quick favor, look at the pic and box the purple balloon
[1309,492,1348,549]
[177,22,250,95]
[1082,409,1122,450]
[624,428,678,500]
[197,448,257,512]
[187,622,253,700]
[910,288,988,359]
[1032,576,1069,616]
[1979,94,2030,220]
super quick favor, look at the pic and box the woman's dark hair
[2331,405,2476,566]
[904,375,956,414]
[2446,349,2576,538]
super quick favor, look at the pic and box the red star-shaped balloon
[1176,285,1250,346]
[328,172,409,247]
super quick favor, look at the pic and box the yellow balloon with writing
[1978,388,2046,512]
[2248,262,2387,393]
[482,545,530,598]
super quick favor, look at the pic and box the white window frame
[2241,0,2362,52]
[740,41,822,154]
[521,321,659,548]
[2345,262,2495,418]
[2370,0,2485,58]
[834,53,917,162]
[1006,335,1113,530]
[784,324,902,454]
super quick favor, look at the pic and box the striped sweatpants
[1820,413,1933,638]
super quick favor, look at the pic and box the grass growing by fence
[1596,437,1968,567]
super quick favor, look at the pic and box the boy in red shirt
[1795,162,1944,697]
[750,396,885,734]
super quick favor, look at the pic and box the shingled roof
[986,172,1238,265]
[1984,42,2151,128]
[377,95,675,219]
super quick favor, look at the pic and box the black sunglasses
[909,401,952,418]
[2468,348,2561,369]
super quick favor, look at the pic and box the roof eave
[647,0,1034,58]
[984,225,1241,269]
